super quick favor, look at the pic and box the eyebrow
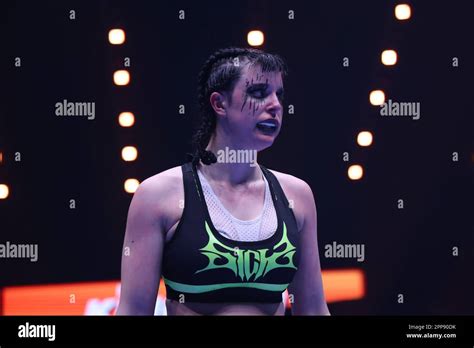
[246,83,284,93]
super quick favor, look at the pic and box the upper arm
[287,179,330,315]
[116,178,167,315]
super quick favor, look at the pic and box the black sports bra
[161,162,300,303]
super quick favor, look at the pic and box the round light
[357,131,373,147]
[348,165,364,180]
[113,70,130,86]
[369,90,386,106]
[0,184,9,199]
[118,112,135,127]
[124,179,140,193]
[381,50,398,66]
[247,30,265,47]
[395,4,411,20]
[108,29,126,45]
[122,146,138,161]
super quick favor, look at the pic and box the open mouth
[256,120,278,135]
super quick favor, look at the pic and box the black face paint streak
[244,76,271,116]
[242,79,251,111]
[253,98,265,116]
[246,79,255,114]
[241,92,249,112]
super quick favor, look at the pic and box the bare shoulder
[266,167,316,232]
[131,165,184,229]
[139,165,183,192]
[266,168,313,198]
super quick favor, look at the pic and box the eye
[249,88,267,99]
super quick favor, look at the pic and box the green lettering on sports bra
[195,221,297,281]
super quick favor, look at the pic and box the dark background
[1,0,472,315]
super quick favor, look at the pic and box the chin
[252,126,280,150]
[254,135,277,151]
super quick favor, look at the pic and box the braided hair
[188,47,288,166]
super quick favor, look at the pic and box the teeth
[258,122,276,128]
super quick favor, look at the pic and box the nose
[266,92,283,118]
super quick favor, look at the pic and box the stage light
[247,30,264,47]
[348,165,364,180]
[381,50,398,66]
[121,146,138,161]
[369,90,385,106]
[108,29,126,45]
[357,131,373,147]
[0,184,9,199]
[113,70,130,86]
[124,179,140,193]
[0,151,3,164]
[118,112,135,127]
[322,269,366,303]
[395,4,411,20]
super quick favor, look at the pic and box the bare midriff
[165,299,285,315]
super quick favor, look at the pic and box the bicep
[288,181,330,315]
[116,182,165,315]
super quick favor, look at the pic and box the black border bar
[0,316,473,345]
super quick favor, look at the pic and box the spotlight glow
[348,165,364,180]
[395,4,411,20]
[357,131,373,147]
[381,50,398,66]
[369,90,386,106]
[0,184,9,199]
[247,30,264,47]
[108,29,126,45]
[113,70,130,86]
[124,179,140,193]
[118,112,135,127]
[122,146,138,161]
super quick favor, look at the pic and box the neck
[197,134,261,187]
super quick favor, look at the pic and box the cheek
[242,97,269,118]
[227,108,253,129]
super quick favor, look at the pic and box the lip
[256,118,280,128]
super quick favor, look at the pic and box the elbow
[321,306,331,316]
[318,303,331,316]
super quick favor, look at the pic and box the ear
[209,92,228,117]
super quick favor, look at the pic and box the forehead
[236,63,283,87]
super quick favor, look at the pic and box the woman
[116,47,330,315]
